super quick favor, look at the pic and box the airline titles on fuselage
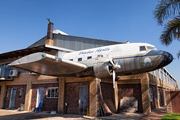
[78,47,110,55]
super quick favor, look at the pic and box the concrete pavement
[0,109,144,120]
[137,106,167,120]
[0,107,167,120]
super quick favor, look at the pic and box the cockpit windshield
[146,46,157,50]
[140,46,146,51]
[139,46,157,51]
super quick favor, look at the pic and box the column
[58,77,65,114]
[89,78,100,117]
[0,83,6,108]
[156,86,160,108]
[24,80,32,111]
[141,73,151,114]
[166,91,172,113]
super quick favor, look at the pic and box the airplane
[8,43,173,88]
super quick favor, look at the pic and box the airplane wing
[8,52,87,76]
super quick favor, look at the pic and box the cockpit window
[140,46,146,51]
[147,46,157,50]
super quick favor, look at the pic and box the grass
[161,113,180,120]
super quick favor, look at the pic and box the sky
[0,0,179,87]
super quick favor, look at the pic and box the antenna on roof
[47,18,52,23]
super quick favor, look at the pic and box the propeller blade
[108,55,114,65]
[117,60,121,65]
[113,70,115,88]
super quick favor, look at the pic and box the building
[0,22,178,116]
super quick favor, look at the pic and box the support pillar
[141,73,151,114]
[114,81,118,111]
[163,88,166,105]
[156,86,160,108]
[0,83,6,108]
[58,77,65,114]
[166,91,172,113]
[24,80,32,111]
[89,78,100,117]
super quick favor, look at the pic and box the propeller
[108,54,121,88]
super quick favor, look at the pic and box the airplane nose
[157,51,173,68]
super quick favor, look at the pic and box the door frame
[36,88,44,107]
[9,88,16,108]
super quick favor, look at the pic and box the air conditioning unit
[9,70,18,77]
[29,72,38,75]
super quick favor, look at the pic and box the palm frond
[153,0,180,25]
[160,16,180,45]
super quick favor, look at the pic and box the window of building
[19,88,23,97]
[139,46,146,51]
[6,88,10,97]
[47,87,58,98]
[78,58,82,61]
[87,56,92,59]
[149,87,154,102]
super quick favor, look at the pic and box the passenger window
[97,55,103,57]
[87,56,92,59]
[78,58,82,61]
[140,46,146,51]
[69,59,73,61]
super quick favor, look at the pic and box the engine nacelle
[93,57,111,78]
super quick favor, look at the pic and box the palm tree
[153,0,180,58]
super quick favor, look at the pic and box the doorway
[9,88,16,108]
[79,86,88,114]
[36,88,44,107]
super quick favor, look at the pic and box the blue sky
[0,0,179,87]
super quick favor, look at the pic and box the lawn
[161,113,180,120]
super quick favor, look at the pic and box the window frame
[87,56,92,59]
[19,88,23,97]
[149,87,154,102]
[46,87,59,98]
[78,58,82,62]
[139,46,146,51]
[69,59,73,61]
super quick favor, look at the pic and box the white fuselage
[62,43,157,65]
